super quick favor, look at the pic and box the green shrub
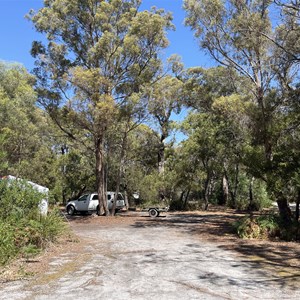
[251,181,273,210]
[279,221,300,241]
[0,210,67,266]
[0,179,42,221]
[0,181,67,266]
[233,216,261,239]
[227,174,272,211]
[233,213,280,239]
[39,208,67,243]
[0,222,17,265]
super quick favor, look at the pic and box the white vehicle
[66,192,125,215]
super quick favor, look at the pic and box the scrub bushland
[0,180,66,265]
[233,213,300,241]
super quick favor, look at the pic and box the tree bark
[183,189,190,210]
[248,176,255,210]
[295,189,300,223]
[124,185,129,210]
[158,140,165,174]
[277,196,292,224]
[220,174,229,205]
[95,136,109,216]
[112,130,127,215]
[229,163,239,208]
[203,174,211,211]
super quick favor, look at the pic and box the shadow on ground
[131,210,300,290]
[63,208,300,289]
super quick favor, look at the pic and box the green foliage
[0,62,39,175]
[0,180,42,221]
[234,214,280,239]
[227,173,272,210]
[234,213,300,241]
[138,173,163,204]
[0,182,66,266]
[0,222,16,265]
[252,181,273,210]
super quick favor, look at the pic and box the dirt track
[1,211,300,299]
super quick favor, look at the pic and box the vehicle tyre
[96,205,100,216]
[67,205,75,216]
[149,208,159,218]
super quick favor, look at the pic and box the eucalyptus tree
[29,0,173,215]
[184,0,275,160]
[183,66,240,111]
[273,0,300,66]
[181,112,228,210]
[0,62,42,178]
[148,75,183,174]
[183,0,300,222]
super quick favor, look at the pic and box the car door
[76,194,89,211]
[88,194,98,211]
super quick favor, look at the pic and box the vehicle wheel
[67,205,75,216]
[149,208,159,218]
[96,205,100,216]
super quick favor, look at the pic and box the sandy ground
[0,210,300,300]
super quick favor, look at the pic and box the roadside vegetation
[0,180,66,266]
[234,213,300,241]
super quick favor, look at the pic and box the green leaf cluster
[0,180,66,265]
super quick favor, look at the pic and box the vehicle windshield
[117,193,124,200]
[78,194,88,201]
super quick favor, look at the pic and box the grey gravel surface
[1,214,299,300]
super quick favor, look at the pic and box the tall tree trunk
[295,189,300,223]
[203,174,211,211]
[183,189,190,210]
[158,141,165,201]
[248,176,255,210]
[277,195,292,224]
[124,185,129,210]
[229,163,239,208]
[158,127,168,175]
[158,140,165,174]
[112,131,127,215]
[220,174,229,205]
[95,136,109,216]
[257,88,290,220]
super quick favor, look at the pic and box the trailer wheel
[149,208,159,218]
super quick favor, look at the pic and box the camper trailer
[1,175,49,215]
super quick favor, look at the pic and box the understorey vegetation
[234,213,300,241]
[0,180,66,266]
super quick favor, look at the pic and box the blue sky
[0,0,212,71]
[0,0,212,142]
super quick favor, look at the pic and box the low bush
[233,213,300,241]
[233,213,281,239]
[0,180,67,266]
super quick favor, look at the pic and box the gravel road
[1,213,299,300]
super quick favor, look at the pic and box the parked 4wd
[66,192,125,215]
